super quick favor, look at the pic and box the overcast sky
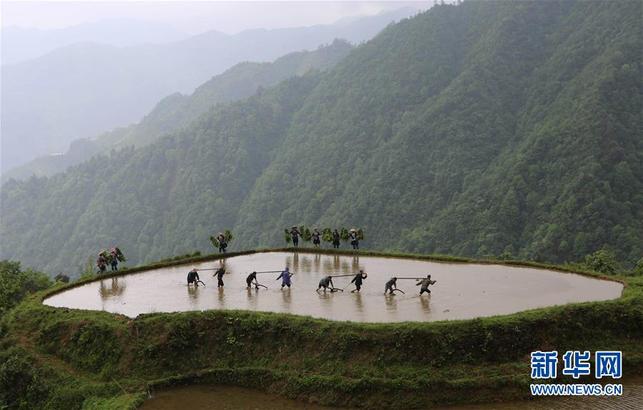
[2,1,430,35]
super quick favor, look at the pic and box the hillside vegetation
[1,9,412,172]
[1,250,641,409]
[1,1,641,275]
[3,40,352,181]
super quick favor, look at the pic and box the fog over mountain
[1,8,417,173]
[1,19,189,65]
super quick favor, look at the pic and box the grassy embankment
[2,248,642,409]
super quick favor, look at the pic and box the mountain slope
[1,1,640,275]
[3,40,352,181]
[1,9,415,172]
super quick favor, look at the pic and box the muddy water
[43,252,622,322]
[140,385,342,409]
[140,381,643,409]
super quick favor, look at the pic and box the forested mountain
[3,40,352,181]
[1,8,414,172]
[1,1,640,276]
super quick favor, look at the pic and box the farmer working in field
[214,266,226,288]
[384,277,398,294]
[187,269,200,286]
[246,271,258,289]
[317,275,335,292]
[276,267,293,288]
[416,274,436,295]
[350,270,367,292]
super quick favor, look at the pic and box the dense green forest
[1,0,641,276]
[3,40,352,181]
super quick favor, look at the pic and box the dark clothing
[332,231,340,248]
[351,273,367,291]
[246,272,257,287]
[290,229,300,247]
[349,232,359,249]
[385,278,397,294]
[215,268,225,287]
[187,270,200,285]
[318,276,334,290]
[312,232,320,247]
[110,259,118,271]
[218,235,227,253]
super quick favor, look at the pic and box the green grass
[2,248,642,409]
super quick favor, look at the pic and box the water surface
[140,380,643,409]
[44,252,622,322]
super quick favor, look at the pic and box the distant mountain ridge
[1,1,640,276]
[2,40,353,181]
[1,19,189,65]
[1,8,417,173]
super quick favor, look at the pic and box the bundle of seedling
[285,226,364,245]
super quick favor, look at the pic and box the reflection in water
[384,294,398,311]
[187,286,200,309]
[351,255,361,273]
[300,255,312,272]
[353,292,364,313]
[46,252,624,323]
[419,295,430,314]
[281,288,291,305]
[140,381,643,410]
[217,288,225,308]
[99,278,126,299]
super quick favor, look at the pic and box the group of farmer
[289,227,361,250]
[96,247,125,273]
[186,266,436,296]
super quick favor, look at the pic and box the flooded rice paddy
[140,379,643,410]
[44,251,623,322]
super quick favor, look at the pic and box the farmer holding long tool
[246,271,258,289]
[416,274,436,295]
[317,275,335,292]
[187,268,201,286]
[350,269,368,292]
[276,267,293,288]
[384,277,400,294]
[214,266,226,288]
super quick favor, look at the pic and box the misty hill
[1,8,416,173]
[1,19,188,65]
[1,1,640,276]
[3,40,353,181]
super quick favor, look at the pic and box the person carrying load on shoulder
[187,268,200,286]
[246,271,258,289]
[349,228,359,250]
[332,229,341,249]
[290,227,301,247]
[311,228,321,248]
[217,233,228,253]
[384,277,399,294]
[416,274,436,295]
[276,267,293,288]
[317,275,334,292]
[350,269,367,292]
[109,248,119,271]
[96,252,108,274]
